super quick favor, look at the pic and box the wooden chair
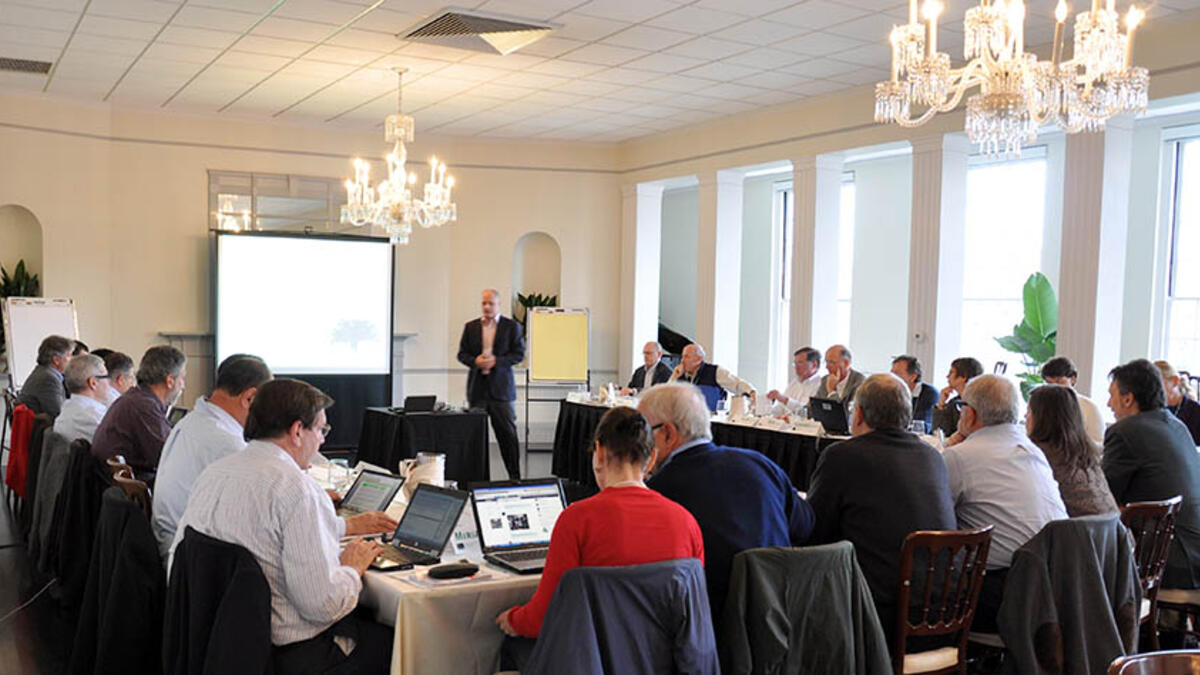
[105,455,132,480]
[1108,649,1200,674]
[112,468,152,518]
[893,526,994,675]
[992,362,1008,375]
[1121,496,1182,651]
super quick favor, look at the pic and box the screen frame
[211,229,396,378]
[469,478,566,552]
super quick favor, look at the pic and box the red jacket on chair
[5,404,34,497]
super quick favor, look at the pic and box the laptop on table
[336,469,404,517]
[809,397,850,435]
[470,478,568,574]
[373,483,469,570]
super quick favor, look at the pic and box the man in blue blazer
[639,382,814,628]
[457,289,525,479]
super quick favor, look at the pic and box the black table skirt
[551,401,836,492]
[357,407,490,485]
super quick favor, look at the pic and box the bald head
[642,341,663,370]
[480,289,499,320]
[960,374,1020,436]
[681,343,706,375]
[852,373,913,435]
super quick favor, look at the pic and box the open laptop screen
[472,481,565,551]
[340,470,403,513]
[393,485,466,551]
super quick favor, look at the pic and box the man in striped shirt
[170,379,393,673]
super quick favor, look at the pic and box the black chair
[893,526,993,674]
[164,526,273,675]
[1121,496,1182,651]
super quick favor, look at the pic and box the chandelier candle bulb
[1125,5,1144,67]
[1053,0,1068,65]
[910,0,920,25]
[923,0,942,55]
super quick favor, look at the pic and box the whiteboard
[528,308,589,382]
[3,297,79,391]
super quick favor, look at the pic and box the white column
[1058,117,1134,399]
[906,134,970,380]
[789,154,843,351]
[618,182,663,382]
[695,170,744,370]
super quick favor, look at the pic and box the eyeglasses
[95,374,111,380]
[316,423,332,438]
[650,423,666,432]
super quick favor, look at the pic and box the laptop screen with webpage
[340,470,403,513]
[472,480,566,551]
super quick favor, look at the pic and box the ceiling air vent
[402,8,558,56]
[0,57,53,74]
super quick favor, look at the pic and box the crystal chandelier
[340,68,457,244]
[874,0,1149,157]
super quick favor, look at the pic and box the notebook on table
[470,478,567,574]
[373,483,468,570]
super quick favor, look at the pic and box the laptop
[809,397,850,434]
[403,395,436,413]
[470,478,568,574]
[373,483,469,570]
[336,469,404,517]
[167,407,188,427]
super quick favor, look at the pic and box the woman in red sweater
[495,406,704,638]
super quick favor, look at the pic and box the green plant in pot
[0,259,41,371]
[515,292,558,325]
[994,272,1057,400]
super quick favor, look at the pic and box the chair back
[893,526,994,674]
[112,469,151,518]
[1122,496,1182,596]
[1108,649,1200,674]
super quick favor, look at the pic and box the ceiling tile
[69,33,147,55]
[274,0,364,25]
[494,70,569,88]
[829,42,890,66]
[89,0,184,23]
[306,44,385,66]
[723,46,808,69]
[77,14,162,40]
[560,42,648,66]
[516,36,587,58]
[573,0,681,23]
[773,31,865,56]
[468,81,537,100]
[173,5,261,32]
[777,57,861,77]
[234,34,312,58]
[346,8,426,34]
[0,24,70,49]
[641,73,717,93]
[645,6,748,34]
[824,13,904,41]
[664,36,752,60]
[602,24,692,51]
[0,42,61,62]
[744,89,802,105]
[790,78,849,95]
[0,4,81,31]
[575,96,642,112]
[701,81,771,100]
[552,13,629,41]
[158,25,241,49]
[691,0,798,16]
[586,66,663,84]
[767,1,870,29]
[737,69,811,89]
[218,51,293,72]
[525,58,606,78]
[253,16,335,42]
[143,41,222,65]
[827,66,885,85]
[710,19,807,46]
[681,60,760,81]
[326,28,405,53]
[622,51,707,73]
[433,62,510,82]
[459,52,546,71]
[550,78,623,95]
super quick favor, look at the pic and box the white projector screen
[215,233,392,375]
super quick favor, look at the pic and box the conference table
[552,400,846,492]
[314,465,539,675]
[357,407,490,485]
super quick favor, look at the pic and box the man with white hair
[820,344,866,404]
[668,343,756,411]
[52,353,111,443]
[942,374,1067,632]
[639,382,813,626]
[622,341,672,395]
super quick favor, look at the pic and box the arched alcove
[0,204,44,282]
[511,231,562,322]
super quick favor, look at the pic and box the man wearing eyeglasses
[51,353,111,443]
[169,379,395,674]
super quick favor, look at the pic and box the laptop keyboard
[380,543,438,565]
[495,547,549,563]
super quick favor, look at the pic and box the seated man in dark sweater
[639,382,814,626]
[807,373,956,642]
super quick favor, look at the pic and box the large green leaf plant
[515,292,558,325]
[995,272,1057,399]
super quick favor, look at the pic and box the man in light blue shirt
[53,353,111,443]
[152,355,273,555]
[942,374,1067,632]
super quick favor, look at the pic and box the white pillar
[907,134,970,380]
[695,170,743,370]
[1058,117,1134,399]
[789,154,843,352]
[618,182,663,382]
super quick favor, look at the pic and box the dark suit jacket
[807,428,957,637]
[19,364,66,418]
[912,381,938,431]
[648,441,814,627]
[1172,396,1200,445]
[457,315,525,402]
[627,361,672,391]
[1103,408,1200,588]
[820,369,865,404]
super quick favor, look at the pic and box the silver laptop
[374,483,469,569]
[336,469,404,517]
[470,478,567,574]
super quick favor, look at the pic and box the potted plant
[514,292,558,326]
[0,259,41,373]
[994,272,1057,399]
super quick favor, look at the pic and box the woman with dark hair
[1026,384,1118,516]
[495,406,705,639]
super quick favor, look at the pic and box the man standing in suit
[622,341,671,394]
[1104,358,1200,590]
[18,334,75,418]
[820,344,865,404]
[457,289,525,479]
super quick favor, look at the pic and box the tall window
[769,182,793,392]
[961,155,1048,371]
[835,174,856,346]
[1165,138,1200,369]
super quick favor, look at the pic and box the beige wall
[0,92,621,407]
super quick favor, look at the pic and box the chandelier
[340,68,457,244]
[874,0,1149,157]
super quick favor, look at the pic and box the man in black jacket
[1104,358,1200,589]
[457,289,526,479]
[807,372,956,641]
[891,354,938,432]
[18,334,74,418]
[623,341,672,394]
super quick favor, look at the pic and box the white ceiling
[0,0,1191,143]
